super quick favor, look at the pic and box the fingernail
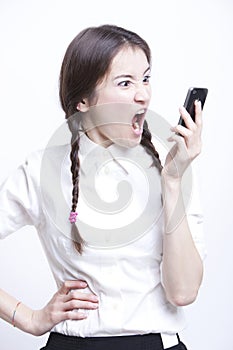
[80,281,87,287]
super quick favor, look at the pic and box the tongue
[132,121,142,135]
[133,121,140,130]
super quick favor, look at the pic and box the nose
[134,82,151,104]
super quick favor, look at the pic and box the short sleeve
[0,152,43,239]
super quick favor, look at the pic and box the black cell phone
[178,87,208,127]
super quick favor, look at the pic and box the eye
[143,75,151,84]
[118,80,132,87]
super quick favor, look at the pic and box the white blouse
[0,132,206,339]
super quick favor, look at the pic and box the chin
[115,136,142,148]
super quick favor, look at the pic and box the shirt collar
[78,132,156,179]
[78,131,143,161]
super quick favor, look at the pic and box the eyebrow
[113,66,151,80]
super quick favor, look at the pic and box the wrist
[161,173,185,234]
[161,173,182,192]
[30,308,53,336]
[12,302,35,334]
[11,303,48,336]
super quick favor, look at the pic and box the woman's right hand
[29,280,99,336]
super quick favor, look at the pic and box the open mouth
[131,109,146,135]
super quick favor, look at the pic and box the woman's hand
[162,100,202,180]
[29,280,99,336]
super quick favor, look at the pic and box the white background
[0,0,232,349]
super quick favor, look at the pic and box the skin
[79,46,151,148]
[0,281,98,335]
[0,46,203,335]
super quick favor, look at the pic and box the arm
[161,100,204,306]
[0,281,99,336]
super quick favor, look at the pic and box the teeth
[136,109,145,115]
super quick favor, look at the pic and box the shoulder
[21,144,70,185]
[25,144,70,167]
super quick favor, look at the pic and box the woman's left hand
[162,100,202,180]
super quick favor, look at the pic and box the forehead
[108,46,149,77]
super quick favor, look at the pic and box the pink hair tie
[69,211,78,224]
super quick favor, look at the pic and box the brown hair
[59,24,162,253]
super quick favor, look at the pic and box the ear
[76,98,90,112]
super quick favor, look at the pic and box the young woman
[0,24,205,350]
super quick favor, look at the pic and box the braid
[70,138,80,212]
[140,120,163,173]
[70,133,85,254]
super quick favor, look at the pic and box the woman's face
[81,46,152,148]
